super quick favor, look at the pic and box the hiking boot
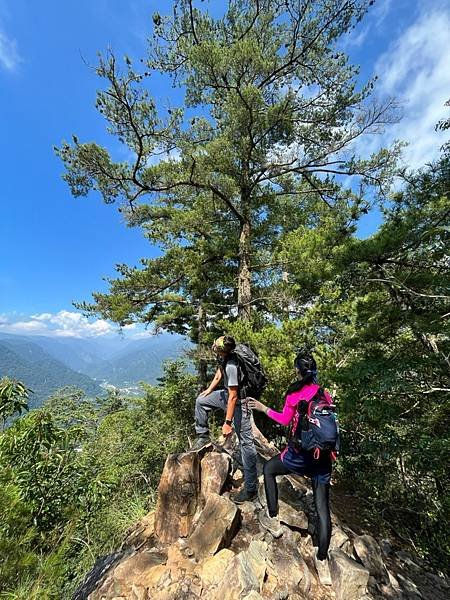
[233,488,257,504]
[190,436,211,451]
[314,549,332,586]
[258,510,283,538]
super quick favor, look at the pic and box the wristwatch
[225,419,232,426]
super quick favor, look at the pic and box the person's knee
[195,394,206,407]
[314,488,330,515]
[264,459,275,477]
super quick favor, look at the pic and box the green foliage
[0,377,30,429]
[0,360,196,597]
[436,98,450,156]
[26,0,450,587]
[0,478,38,592]
[0,411,91,535]
[299,159,449,566]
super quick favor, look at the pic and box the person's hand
[222,422,233,437]
[199,389,211,397]
[247,398,267,413]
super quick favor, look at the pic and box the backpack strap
[306,387,324,417]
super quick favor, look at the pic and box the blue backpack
[292,388,340,460]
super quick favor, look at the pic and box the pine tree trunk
[238,220,252,321]
[197,303,208,388]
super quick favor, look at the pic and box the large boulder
[278,500,309,530]
[329,548,370,600]
[187,493,241,561]
[212,541,268,600]
[195,548,235,587]
[353,534,390,584]
[77,430,450,600]
[89,548,167,599]
[201,451,231,499]
[155,452,201,544]
[329,525,352,554]
[265,529,311,597]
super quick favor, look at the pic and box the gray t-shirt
[223,357,239,389]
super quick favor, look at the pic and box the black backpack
[232,343,267,399]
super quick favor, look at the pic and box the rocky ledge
[73,436,449,600]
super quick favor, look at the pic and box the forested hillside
[83,336,187,385]
[0,338,102,407]
[0,332,187,387]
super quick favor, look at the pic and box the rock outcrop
[353,534,390,584]
[74,438,450,600]
[329,548,370,600]
[154,452,201,544]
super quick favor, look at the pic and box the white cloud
[0,28,21,71]
[47,310,115,337]
[0,310,116,338]
[30,313,53,321]
[372,0,393,27]
[8,320,43,332]
[0,311,156,339]
[340,0,392,49]
[374,8,450,168]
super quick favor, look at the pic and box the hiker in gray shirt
[192,335,258,503]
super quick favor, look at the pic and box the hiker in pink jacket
[248,350,338,585]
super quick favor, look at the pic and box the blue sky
[0,0,449,339]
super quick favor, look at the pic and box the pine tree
[56,0,399,345]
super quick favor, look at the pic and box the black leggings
[263,454,332,560]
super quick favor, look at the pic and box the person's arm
[222,385,238,436]
[199,367,223,397]
[222,360,239,436]
[266,401,296,426]
[248,396,296,426]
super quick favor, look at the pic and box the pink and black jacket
[267,383,338,471]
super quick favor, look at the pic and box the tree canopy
[57,0,399,358]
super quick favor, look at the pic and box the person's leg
[312,478,332,560]
[194,390,228,436]
[263,454,291,517]
[233,400,258,493]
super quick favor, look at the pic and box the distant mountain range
[0,336,102,409]
[0,332,188,408]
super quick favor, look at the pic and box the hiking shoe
[258,510,283,538]
[233,488,257,504]
[314,550,332,586]
[190,436,211,451]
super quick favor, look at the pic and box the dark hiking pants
[263,453,332,560]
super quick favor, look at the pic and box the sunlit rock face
[75,439,450,600]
